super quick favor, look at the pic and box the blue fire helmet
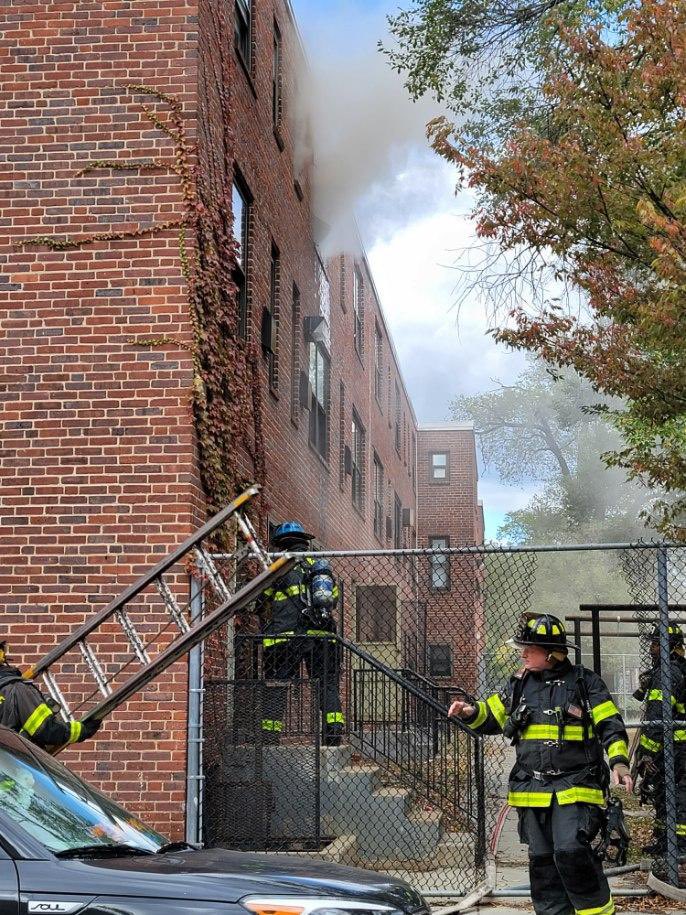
[271,521,314,546]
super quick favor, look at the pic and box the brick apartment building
[0,0,482,837]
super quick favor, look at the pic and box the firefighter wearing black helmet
[449,613,631,915]
[633,623,686,853]
[254,521,344,746]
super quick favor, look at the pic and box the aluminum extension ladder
[23,484,294,739]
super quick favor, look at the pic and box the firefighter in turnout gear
[256,521,344,746]
[633,624,686,853]
[449,613,632,915]
[0,640,101,750]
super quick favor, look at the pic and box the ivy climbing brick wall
[0,2,203,836]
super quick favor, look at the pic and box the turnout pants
[648,744,686,846]
[262,636,344,744]
[518,798,613,915]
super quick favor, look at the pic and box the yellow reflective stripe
[273,585,302,601]
[507,791,553,808]
[647,690,677,705]
[487,694,507,728]
[21,703,53,737]
[640,734,662,752]
[575,899,615,915]
[261,719,283,732]
[557,787,605,806]
[263,630,294,648]
[607,739,628,760]
[326,712,344,724]
[591,700,619,725]
[332,585,340,598]
[675,730,686,742]
[469,701,489,729]
[521,724,585,741]
[263,588,275,597]
[676,703,685,715]
[69,721,83,744]
[676,824,686,836]
[306,629,335,638]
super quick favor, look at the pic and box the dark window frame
[235,0,252,72]
[429,450,450,485]
[428,644,453,678]
[355,584,397,644]
[429,535,451,591]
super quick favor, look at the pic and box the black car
[0,726,429,915]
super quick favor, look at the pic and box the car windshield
[0,730,168,854]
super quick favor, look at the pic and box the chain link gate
[199,542,686,898]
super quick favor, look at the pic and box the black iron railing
[222,632,485,857]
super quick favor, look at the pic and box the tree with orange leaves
[424,0,685,539]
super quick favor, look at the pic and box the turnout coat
[464,658,629,807]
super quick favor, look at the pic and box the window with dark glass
[272,21,282,130]
[373,453,384,538]
[351,409,365,510]
[428,644,452,677]
[232,176,250,338]
[308,342,329,459]
[374,322,383,404]
[353,265,364,356]
[429,536,450,590]
[430,451,449,483]
[235,0,251,68]
[356,584,397,643]
[394,382,401,453]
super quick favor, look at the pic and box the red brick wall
[416,425,484,689]
[0,0,202,836]
[1,0,483,836]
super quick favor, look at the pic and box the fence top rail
[242,541,683,559]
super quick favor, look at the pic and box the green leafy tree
[383,0,631,145]
[453,360,655,543]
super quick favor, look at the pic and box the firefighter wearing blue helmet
[255,521,344,746]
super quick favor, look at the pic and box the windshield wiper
[55,843,155,859]
[155,841,198,854]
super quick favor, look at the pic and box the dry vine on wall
[21,84,267,538]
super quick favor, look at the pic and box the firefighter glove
[79,717,102,740]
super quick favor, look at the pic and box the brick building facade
[1,0,482,836]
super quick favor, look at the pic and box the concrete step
[434,830,476,868]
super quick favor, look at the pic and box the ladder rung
[78,640,112,697]
[114,610,151,665]
[42,670,73,721]
[195,547,232,602]
[155,575,191,633]
[236,511,271,571]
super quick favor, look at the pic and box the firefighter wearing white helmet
[449,613,631,915]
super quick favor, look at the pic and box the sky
[290,0,536,537]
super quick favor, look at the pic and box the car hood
[20,848,426,908]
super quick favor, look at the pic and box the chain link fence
[199,543,686,896]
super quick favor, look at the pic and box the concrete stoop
[215,742,474,869]
[320,745,447,865]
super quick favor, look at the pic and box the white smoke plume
[291,2,446,256]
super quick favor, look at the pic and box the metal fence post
[591,606,601,676]
[657,545,679,886]
[186,574,204,845]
